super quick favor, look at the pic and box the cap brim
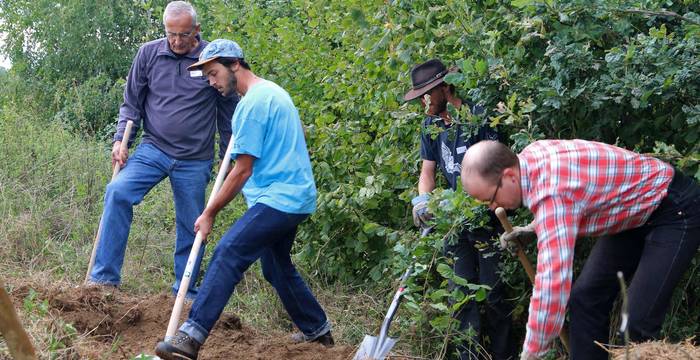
[403,67,459,102]
[187,55,220,71]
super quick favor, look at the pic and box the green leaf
[474,288,487,302]
[475,59,488,76]
[444,72,465,85]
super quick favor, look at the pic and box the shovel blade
[353,335,396,360]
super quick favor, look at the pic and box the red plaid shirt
[518,140,674,357]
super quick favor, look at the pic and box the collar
[518,155,531,208]
[156,34,205,59]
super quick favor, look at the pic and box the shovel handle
[165,133,236,338]
[111,121,134,179]
[494,208,536,283]
[84,120,134,284]
[0,279,36,360]
[494,207,570,353]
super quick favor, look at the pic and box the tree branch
[621,9,700,26]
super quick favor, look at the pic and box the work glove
[500,223,536,253]
[411,194,432,228]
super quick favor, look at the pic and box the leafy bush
[52,75,125,140]
[203,0,699,355]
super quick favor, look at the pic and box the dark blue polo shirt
[420,103,502,190]
[114,36,237,160]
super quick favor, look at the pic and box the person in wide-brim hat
[405,58,516,360]
[403,59,458,101]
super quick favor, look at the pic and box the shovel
[353,227,429,360]
[84,120,134,284]
[164,133,236,339]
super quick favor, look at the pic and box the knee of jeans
[261,261,279,285]
[105,180,134,204]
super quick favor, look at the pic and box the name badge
[189,70,203,77]
[456,146,467,154]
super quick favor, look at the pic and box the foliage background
[1,0,699,358]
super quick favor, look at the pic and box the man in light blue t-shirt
[156,39,331,360]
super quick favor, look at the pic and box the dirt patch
[7,281,357,359]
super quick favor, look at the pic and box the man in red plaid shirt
[460,139,700,360]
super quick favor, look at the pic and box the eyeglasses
[165,28,195,39]
[488,175,503,207]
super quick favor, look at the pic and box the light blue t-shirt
[230,80,317,214]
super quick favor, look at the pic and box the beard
[224,68,238,96]
[428,100,447,116]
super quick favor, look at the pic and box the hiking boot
[84,280,119,290]
[155,331,201,360]
[290,330,334,347]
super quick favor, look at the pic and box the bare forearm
[418,171,435,194]
[203,163,251,217]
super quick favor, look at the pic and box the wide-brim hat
[403,59,457,101]
[188,39,244,70]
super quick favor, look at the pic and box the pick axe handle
[494,207,570,353]
[165,134,235,339]
[495,208,536,283]
[0,279,36,360]
[84,120,134,284]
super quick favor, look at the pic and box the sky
[0,29,9,69]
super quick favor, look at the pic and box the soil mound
[7,281,355,359]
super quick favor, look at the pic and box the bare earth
[6,280,357,359]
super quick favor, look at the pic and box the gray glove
[411,194,432,228]
[500,223,536,253]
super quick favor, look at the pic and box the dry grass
[604,338,700,360]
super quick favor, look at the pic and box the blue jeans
[180,203,330,344]
[90,143,212,297]
[569,169,700,360]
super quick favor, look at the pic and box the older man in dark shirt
[88,1,237,299]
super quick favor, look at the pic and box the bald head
[460,140,523,209]
[462,140,518,185]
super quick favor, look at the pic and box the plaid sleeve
[523,195,579,357]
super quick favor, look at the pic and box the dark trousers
[180,203,330,344]
[569,170,700,360]
[446,228,515,360]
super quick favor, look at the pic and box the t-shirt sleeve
[231,95,268,159]
[420,118,438,161]
[479,121,502,142]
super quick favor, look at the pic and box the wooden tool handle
[84,120,135,284]
[165,133,236,338]
[0,280,37,360]
[495,207,570,353]
[495,208,535,283]
[111,120,134,179]
[495,207,513,233]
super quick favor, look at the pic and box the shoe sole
[155,345,196,360]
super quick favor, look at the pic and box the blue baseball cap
[188,39,244,70]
